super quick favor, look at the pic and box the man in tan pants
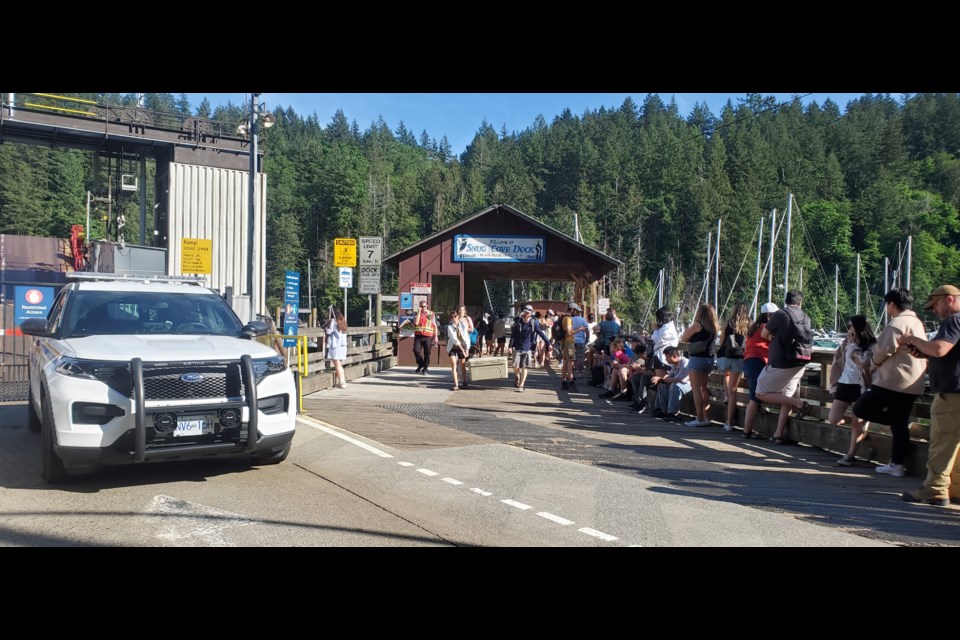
[899,285,960,506]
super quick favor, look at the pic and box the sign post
[339,267,353,322]
[284,271,300,347]
[335,238,356,325]
[359,237,383,327]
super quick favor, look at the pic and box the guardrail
[678,348,933,472]
[291,326,395,393]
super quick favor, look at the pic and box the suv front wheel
[40,387,69,484]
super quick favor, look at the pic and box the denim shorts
[716,357,743,374]
[742,357,766,402]
[687,356,716,373]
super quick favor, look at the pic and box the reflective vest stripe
[415,311,435,337]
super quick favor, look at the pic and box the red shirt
[611,350,630,365]
[743,324,770,362]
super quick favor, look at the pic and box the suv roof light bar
[67,273,206,285]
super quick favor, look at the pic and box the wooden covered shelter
[384,204,620,366]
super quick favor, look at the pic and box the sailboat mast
[784,193,793,294]
[768,208,776,303]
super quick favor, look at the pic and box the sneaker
[902,490,949,506]
[634,406,646,415]
[666,413,682,423]
[684,418,702,427]
[876,462,905,477]
[415,366,423,374]
[569,381,578,392]
[561,381,569,390]
[599,390,615,399]
[421,369,428,375]
[722,424,733,432]
[651,409,665,418]
[837,455,856,467]
[694,419,712,427]
[614,392,633,401]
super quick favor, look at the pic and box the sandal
[742,430,761,439]
[770,436,786,445]
[450,385,459,391]
[795,401,814,419]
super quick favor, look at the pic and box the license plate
[173,416,215,437]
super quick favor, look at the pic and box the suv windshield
[62,290,245,338]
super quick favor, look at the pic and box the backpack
[725,328,745,358]
[552,315,568,342]
[784,307,813,364]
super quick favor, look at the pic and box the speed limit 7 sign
[359,237,383,266]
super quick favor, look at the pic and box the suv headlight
[252,355,286,380]
[56,356,128,381]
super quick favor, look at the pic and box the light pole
[246,93,274,322]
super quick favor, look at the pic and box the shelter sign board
[453,235,545,263]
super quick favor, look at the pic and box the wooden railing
[680,349,934,472]
[294,326,396,393]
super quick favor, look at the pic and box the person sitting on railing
[756,290,815,445]
[741,303,777,439]
[832,315,877,466]
[852,287,928,477]
[650,346,690,422]
[717,302,750,432]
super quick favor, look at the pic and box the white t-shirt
[838,342,863,385]
[587,322,598,346]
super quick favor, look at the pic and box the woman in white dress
[326,307,348,389]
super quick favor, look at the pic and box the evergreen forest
[2,92,958,330]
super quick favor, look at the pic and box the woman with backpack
[831,315,877,466]
[717,302,751,432]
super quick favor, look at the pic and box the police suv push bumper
[131,355,258,462]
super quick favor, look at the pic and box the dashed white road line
[299,415,630,545]
[297,415,393,458]
[578,527,618,542]
[536,512,574,526]
[501,499,533,510]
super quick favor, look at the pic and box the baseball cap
[760,302,779,313]
[522,305,534,314]
[923,285,960,310]
[567,302,582,312]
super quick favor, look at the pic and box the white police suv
[21,273,297,483]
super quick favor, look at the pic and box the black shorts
[449,347,466,361]
[833,382,862,403]
[653,355,667,371]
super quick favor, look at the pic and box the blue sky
[186,93,866,157]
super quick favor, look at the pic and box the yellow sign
[181,238,212,274]
[334,237,357,267]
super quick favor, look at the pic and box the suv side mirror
[20,318,53,337]
[242,320,269,339]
